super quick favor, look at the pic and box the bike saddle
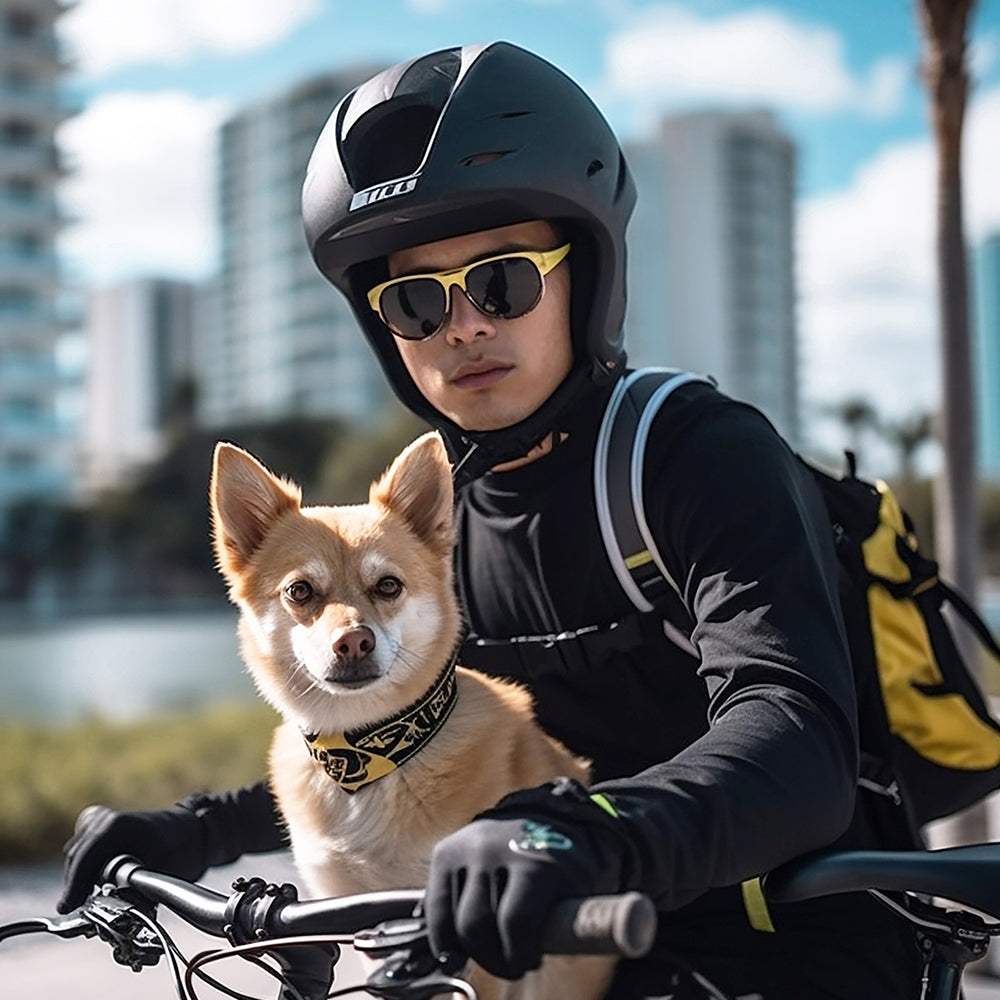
[763,843,1000,920]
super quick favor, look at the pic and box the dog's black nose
[332,625,376,663]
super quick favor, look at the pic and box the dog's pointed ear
[211,442,302,578]
[370,431,453,555]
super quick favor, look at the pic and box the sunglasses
[367,243,571,341]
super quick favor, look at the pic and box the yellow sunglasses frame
[366,243,571,338]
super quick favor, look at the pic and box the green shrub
[0,702,278,863]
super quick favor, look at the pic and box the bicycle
[0,854,656,999]
[762,840,1000,1000]
[1,843,999,999]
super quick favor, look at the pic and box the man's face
[385,220,573,432]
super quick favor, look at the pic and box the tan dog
[209,431,615,1000]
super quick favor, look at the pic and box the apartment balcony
[0,138,62,178]
[0,193,63,233]
[0,25,61,68]
[0,248,60,286]
[0,353,59,389]
[0,304,62,328]
[0,406,62,442]
[0,76,64,118]
[0,461,71,502]
[0,309,74,348]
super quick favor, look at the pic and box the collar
[302,652,460,794]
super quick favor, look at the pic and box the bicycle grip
[541,892,656,958]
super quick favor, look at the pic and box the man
[60,42,922,998]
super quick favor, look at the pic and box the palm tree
[917,0,987,846]
[884,411,934,509]
[829,397,880,471]
[918,0,979,601]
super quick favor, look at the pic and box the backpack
[595,367,1000,829]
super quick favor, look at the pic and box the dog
[209,431,616,1000]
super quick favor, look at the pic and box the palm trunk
[926,0,978,602]
[918,0,988,847]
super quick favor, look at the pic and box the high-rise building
[0,0,75,507]
[201,67,391,429]
[975,233,1000,482]
[623,110,799,442]
[80,279,197,495]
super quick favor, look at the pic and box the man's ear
[210,442,302,580]
[370,431,454,555]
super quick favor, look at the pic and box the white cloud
[965,85,1000,240]
[605,4,907,118]
[57,91,231,285]
[798,83,1000,443]
[861,58,910,118]
[798,135,938,432]
[60,0,321,78]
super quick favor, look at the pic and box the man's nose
[443,286,497,346]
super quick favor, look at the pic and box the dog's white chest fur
[269,719,443,897]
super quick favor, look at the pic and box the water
[0,609,255,722]
[1,588,998,724]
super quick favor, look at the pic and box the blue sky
[63,0,1000,197]
[54,0,1000,439]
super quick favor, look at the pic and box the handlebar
[5,845,1000,1000]
[102,855,658,959]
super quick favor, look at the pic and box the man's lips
[450,362,513,390]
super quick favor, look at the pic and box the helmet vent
[587,159,605,177]
[489,110,533,119]
[461,151,512,167]
[339,48,462,191]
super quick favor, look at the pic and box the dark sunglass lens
[381,279,447,339]
[466,258,542,319]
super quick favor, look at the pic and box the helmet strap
[437,363,612,488]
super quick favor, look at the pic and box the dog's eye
[284,580,314,604]
[373,576,404,600]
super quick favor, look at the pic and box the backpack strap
[595,367,778,932]
[937,579,1000,664]
[594,368,715,614]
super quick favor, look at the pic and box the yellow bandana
[303,662,458,793]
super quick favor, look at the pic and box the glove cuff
[176,783,288,870]
[481,777,639,891]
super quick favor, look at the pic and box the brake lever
[81,886,164,972]
[0,911,97,942]
[1,886,164,974]
[355,916,472,999]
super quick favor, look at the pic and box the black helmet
[302,41,635,479]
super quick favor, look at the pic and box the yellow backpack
[597,368,1000,830]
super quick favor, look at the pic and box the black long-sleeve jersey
[454,377,921,998]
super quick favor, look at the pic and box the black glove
[57,782,287,914]
[425,777,636,980]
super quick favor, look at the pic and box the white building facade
[201,68,391,430]
[80,279,196,495]
[624,110,799,442]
